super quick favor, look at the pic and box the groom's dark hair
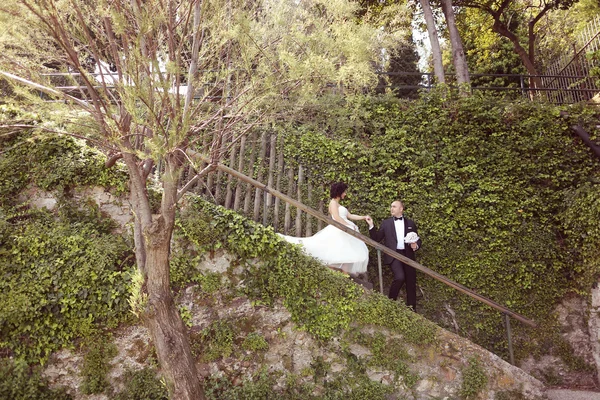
[330,182,348,199]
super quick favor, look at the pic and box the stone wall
[520,294,599,390]
[43,249,547,400]
[20,185,132,232]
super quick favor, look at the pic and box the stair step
[546,389,600,400]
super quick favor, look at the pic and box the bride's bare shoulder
[328,199,340,214]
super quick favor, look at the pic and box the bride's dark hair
[330,182,348,199]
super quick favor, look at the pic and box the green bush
[0,129,128,207]
[242,332,269,352]
[80,337,118,395]
[114,367,168,400]
[0,358,72,400]
[198,320,236,362]
[460,357,488,399]
[353,331,414,382]
[0,206,133,363]
[196,271,224,295]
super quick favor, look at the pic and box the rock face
[520,295,599,390]
[591,284,600,385]
[19,185,132,232]
[75,187,132,231]
[43,326,152,400]
[43,249,547,400]
[20,187,58,210]
[432,329,545,399]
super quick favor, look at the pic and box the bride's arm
[347,211,367,221]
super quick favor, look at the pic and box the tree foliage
[355,0,422,96]
[452,0,579,87]
[456,8,526,90]
[535,0,600,70]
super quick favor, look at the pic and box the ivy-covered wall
[0,105,133,366]
[280,91,600,365]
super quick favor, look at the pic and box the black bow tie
[394,216,403,221]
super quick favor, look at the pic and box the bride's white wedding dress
[279,206,369,275]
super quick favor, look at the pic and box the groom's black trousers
[389,249,417,311]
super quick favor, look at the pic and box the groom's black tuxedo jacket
[369,217,421,265]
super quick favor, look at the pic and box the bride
[279,182,370,276]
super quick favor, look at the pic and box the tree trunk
[144,230,204,399]
[528,20,535,70]
[492,18,543,93]
[572,125,600,159]
[419,0,445,84]
[440,0,470,93]
[127,156,205,400]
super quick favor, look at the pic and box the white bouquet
[404,232,420,244]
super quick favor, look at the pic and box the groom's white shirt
[394,218,405,250]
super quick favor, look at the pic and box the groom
[366,200,422,311]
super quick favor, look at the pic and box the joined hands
[364,215,374,229]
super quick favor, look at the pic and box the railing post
[504,313,515,365]
[520,75,527,98]
[377,249,383,294]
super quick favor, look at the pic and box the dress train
[278,206,368,275]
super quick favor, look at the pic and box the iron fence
[377,71,599,104]
[37,70,600,105]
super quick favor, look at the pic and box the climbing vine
[278,91,600,363]
[0,205,133,363]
